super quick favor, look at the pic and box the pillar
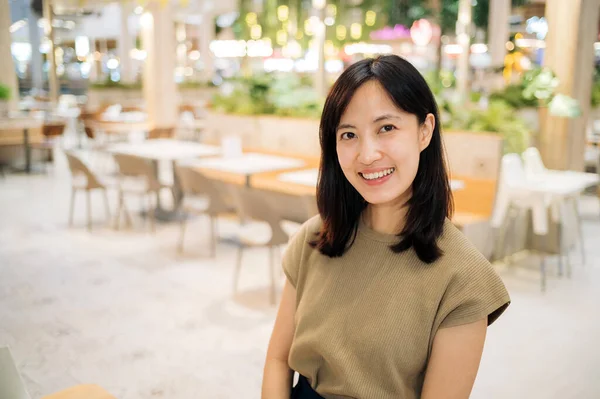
[455,0,472,104]
[541,0,600,170]
[27,4,43,93]
[200,13,214,82]
[488,0,511,69]
[118,3,135,83]
[1,0,20,110]
[141,1,177,128]
[42,0,59,104]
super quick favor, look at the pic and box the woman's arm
[421,318,487,399]
[262,280,297,399]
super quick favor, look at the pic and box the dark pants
[291,375,325,399]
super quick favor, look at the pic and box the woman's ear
[419,113,435,151]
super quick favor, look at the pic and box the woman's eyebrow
[337,123,356,131]
[373,114,401,123]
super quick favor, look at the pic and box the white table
[106,139,220,161]
[105,139,221,221]
[186,152,306,185]
[276,168,466,192]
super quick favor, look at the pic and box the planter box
[86,87,219,111]
[204,112,321,157]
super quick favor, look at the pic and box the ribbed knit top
[283,215,510,399]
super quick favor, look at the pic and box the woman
[262,55,510,399]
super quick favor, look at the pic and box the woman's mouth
[359,167,395,185]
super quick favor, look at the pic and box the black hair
[312,55,453,264]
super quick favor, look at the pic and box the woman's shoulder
[295,214,323,242]
[437,218,491,270]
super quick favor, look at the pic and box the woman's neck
[363,202,408,236]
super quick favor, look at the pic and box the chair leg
[68,188,77,227]
[233,245,244,294]
[114,192,122,230]
[102,189,111,224]
[178,217,187,253]
[540,253,547,293]
[210,216,217,258]
[557,222,564,277]
[86,190,92,231]
[149,192,157,233]
[573,198,585,266]
[268,246,276,305]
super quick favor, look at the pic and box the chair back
[42,122,66,139]
[177,166,233,214]
[113,153,161,191]
[522,147,547,179]
[148,127,175,139]
[227,185,290,246]
[0,346,32,399]
[500,153,527,187]
[64,151,104,189]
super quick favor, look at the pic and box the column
[487,0,511,69]
[141,1,177,129]
[118,3,135,83]
[27,4,43,93]
[89,37,98,82]
[455,0,472,104]
[42,0,59,104]
[0,0,20,110]
[540,0,600,170]
[200,13,215,82]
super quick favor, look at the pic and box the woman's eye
[380,124,395,133]
[340,132,356,140]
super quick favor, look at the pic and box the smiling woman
[316,56,451,263]
[261,55,510,399]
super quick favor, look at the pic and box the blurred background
[1,0,600,398]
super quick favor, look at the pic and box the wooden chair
[65,151,112,231]
[42,385,117,399]
[176,166,236,255]
[147,127,175,139]
[30,122,66,170]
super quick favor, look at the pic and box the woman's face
[336,80,434,208]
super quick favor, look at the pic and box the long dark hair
[312,55,453,264]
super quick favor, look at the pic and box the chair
[147,127,175,140]
[0,346,31,399]
[42,384,117,399]
[522,146,589,265]
[0,346,116,399]
[492,153,568,291]
[175,166,236,255]
[65,151,112,231]
[225,184,291,305]
[112,153,172,232]
[31,122,66,171]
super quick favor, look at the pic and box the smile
[359,167,395,181]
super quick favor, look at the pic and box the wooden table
[0,118,44,173]
[251,168,466,196]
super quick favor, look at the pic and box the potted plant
[0,83,11,118]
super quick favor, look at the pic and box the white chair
[492,153,557,291]
[0,346,31,399]
[522,147,589,265]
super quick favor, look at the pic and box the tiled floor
[1,150,599,399]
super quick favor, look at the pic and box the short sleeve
[282,217,317,288]
[438,260,511,329]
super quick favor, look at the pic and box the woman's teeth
[360,167,395,181]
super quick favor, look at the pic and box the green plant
[211,73,323,119]
[489,84,538,109]
[592,71,600,108]
[0,83,11,101]
[444,100,530,154]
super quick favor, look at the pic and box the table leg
[24,128,31,173]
